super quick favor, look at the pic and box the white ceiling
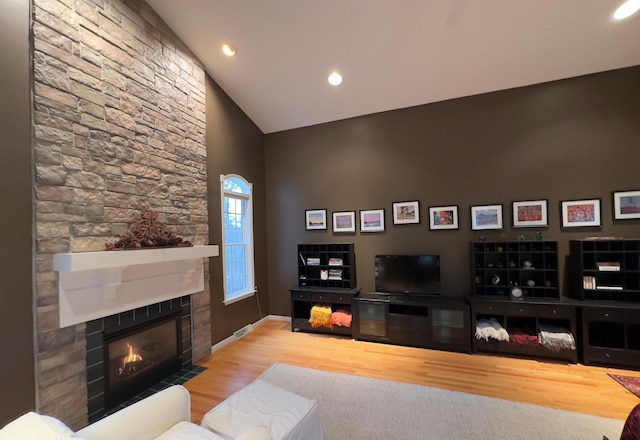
[145,0,640,134]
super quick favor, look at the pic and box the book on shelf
[596,285,623,291]
[583,276,596,290]
[328,269,343,280]
[306,257,320,266]
[328,258,343,266]
[596,262,621,271]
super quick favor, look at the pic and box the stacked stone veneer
[32,0,210,429]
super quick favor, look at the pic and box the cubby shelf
[297,243,355,289]
[291,243,358,336]
[569,238,640,368]
[569,238,640,302]
[471,241,559,300]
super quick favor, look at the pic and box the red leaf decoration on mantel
[105,210,192,250]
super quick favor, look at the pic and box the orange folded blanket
[331,310,352,328]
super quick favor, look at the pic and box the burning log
[118,343,145,377]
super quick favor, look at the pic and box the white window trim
[220,174,256,305]
[223,291,256,306]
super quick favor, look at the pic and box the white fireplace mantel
[53,245,219,328]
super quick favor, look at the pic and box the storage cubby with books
[569,238,640,368]
[569,238,640,302]
[297,243,355,289]
[470,241,559,300]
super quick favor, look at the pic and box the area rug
[609,374,640,399]
[258,363,623,440]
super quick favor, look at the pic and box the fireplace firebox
[103,312,182,410]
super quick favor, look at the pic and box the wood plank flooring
[184,319,639,424]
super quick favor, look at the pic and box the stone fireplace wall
[32,0,210,429]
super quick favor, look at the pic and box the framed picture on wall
[392,201,420,225]
[470,204,503,230]
[360,209,385,232]
[305,209,327,230]
[512,200,548,228]
[613,190,640,220]
[332,211,356,233]
[561,199,601,228]
[428,205,459,230]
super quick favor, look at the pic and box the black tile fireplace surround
[86,296,194,422]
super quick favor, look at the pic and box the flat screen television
[374,255,441,295]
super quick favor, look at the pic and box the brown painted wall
[264,66,640,315]
[0,0,36,425]
[205,76,268,344]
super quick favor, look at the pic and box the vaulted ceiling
[146,0,640,134]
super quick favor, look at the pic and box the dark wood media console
[353,293,471,353]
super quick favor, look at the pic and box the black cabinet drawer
[312,292,331,302]
[536,305,574,319]
[474,302,504,315]
[585,346,632,366]
[505,303,536,316]
[584,307,626,322]
[332,293,351,303]
[292,291,311,300]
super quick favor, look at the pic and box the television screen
[374,255,441,295]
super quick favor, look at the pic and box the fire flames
[118,343,143,377]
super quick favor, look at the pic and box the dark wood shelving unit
[569,239,640,302]
[471,240,559,300]
[470,240,578,363]
[290,243,358,336]
[569,238,640,368]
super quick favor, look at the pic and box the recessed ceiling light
[328,72,343,86]
[222,44,236,57]
[613,0,640,20]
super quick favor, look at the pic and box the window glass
[220,175,255,304]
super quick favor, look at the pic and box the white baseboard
[210,314,291,353]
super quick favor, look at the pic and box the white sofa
[0,385,272,440]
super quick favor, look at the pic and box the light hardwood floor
[184,319,639,424]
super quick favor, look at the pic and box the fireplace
[103,312,182,410]
[86,296,195,421]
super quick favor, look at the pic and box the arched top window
[224,176,250,195]
[220,174,255,304]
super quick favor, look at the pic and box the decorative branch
[105,210,192,250]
